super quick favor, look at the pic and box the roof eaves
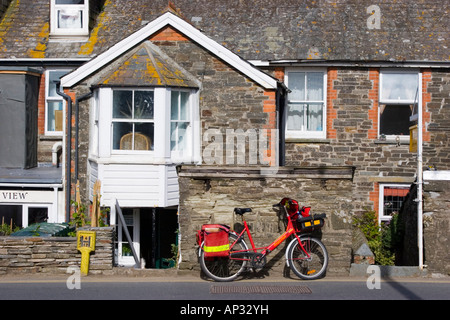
[61,12,278,89]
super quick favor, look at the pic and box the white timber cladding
[93,163,179,207]
[60,12,277,89]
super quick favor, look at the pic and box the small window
[50,0,89,37]
[112,90,154,151]
[379,184,410,223]
[379,71,419,139]
[46,70,70,135]
[285,70,326,139]
[170,91,190,152]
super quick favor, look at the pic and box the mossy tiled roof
[0,0,448,62]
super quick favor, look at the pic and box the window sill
[39,135,63,141]
[285,137,331,144]
[374,138,410,145]
[48,34,89,43]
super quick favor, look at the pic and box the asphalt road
[0,274,448,301]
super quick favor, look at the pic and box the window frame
[95,87,199,164]
[378,70,421,141]
[378,183,410,224]
[111,88,155,154]
[170,89,192,157]
[284,68,327,140]
[45,69,71,136]
[0,203,52,228]
[50,0,89,37]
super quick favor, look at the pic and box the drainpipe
[56,83,72,223]
[417,78,424,270]
[74,90,92,180]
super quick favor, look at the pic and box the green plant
[0,222,19,236]
[353,209,396,266]
[70,200,89,228]
[98,206,110,227]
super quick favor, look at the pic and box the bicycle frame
[230,211,310,262]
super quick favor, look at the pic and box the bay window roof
[96,41,199,88]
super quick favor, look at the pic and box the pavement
[0,266,449,283]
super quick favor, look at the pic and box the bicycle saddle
[234,208,252,215]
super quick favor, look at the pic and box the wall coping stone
[178,165,355,180]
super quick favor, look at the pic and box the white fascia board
[61,12,278,89]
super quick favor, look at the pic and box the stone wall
[284,68,417,215]
[398,178,450,276]
[177,165,355,277]
[422,179,450,275]
[0,227,113,275]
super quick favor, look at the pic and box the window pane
[383,187,409,216]
[28,207,48,225]
[171,122,188,151]
[113,91,132,119]
[134,123,154,150]
[56,0,85,4]
[306,103,323,131]
[113,122,132,150]
[287,103,305,131]
[180,92,189,120]
[171,92,179,120]
[171,91,190,121]
[307,73,323,100]
[381,73,419,101]
[57,9,83,29]
[380,104,414,136]
[48,71,68,97]
[288,72,305,101]
[47,101,63,131]
[134,91,154,119]
[0,205,23,229]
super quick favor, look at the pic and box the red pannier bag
[201,224,230,258]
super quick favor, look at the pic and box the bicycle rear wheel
[199,232,248,282]
[287,236,328,280]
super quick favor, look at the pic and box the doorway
[116,207,179,269]
[140,207,178,269]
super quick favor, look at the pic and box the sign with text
[77,231,96,275]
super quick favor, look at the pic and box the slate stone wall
[423,70,450,171]
[177,166,354,276]
[0,227,113,275]
[399,180,450,276]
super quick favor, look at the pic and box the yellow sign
[409,125,418,153]
[77,231,96,275]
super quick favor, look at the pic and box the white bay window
[93,87,199,164]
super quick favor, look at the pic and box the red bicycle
[197,198,328,282]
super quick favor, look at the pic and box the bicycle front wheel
[287,236,328,280]
[199,232,248,282]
